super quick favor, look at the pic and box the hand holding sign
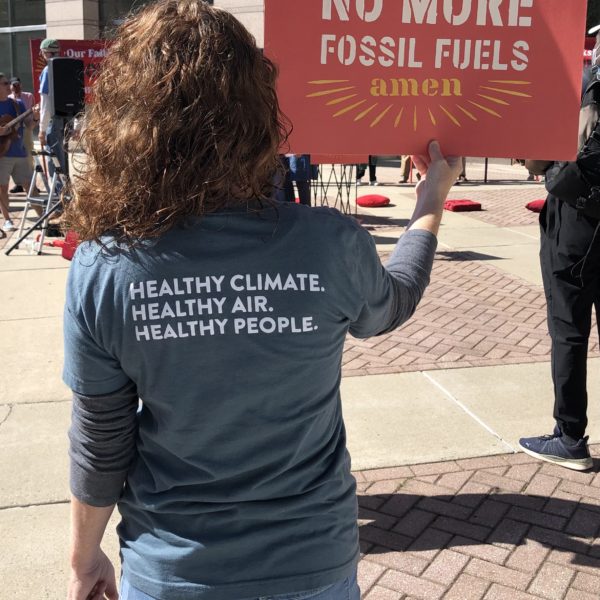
[407,140,461,235]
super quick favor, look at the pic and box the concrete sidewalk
[1,160,599,599]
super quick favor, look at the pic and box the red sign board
[311,154,370,164]
[265,0,588,160]
[30,39,109,104]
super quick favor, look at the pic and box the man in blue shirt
[0,72,34,232]
[38,38,68,177]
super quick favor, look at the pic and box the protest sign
[265,0,588,159]
[311,154,370,164]
[30,39,109,104]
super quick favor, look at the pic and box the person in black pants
[276,154,314,205]
[520,188,600,471]
[519,28,600,470]
[356,155,378,185]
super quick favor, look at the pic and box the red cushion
[526,199,545,213]
[357,194,390,208]
[444,199,482,212]
[61,230,80,261]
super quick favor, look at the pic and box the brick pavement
[445,186,545,228]
[355,446,600,599]
[346,183,599,377]
[342,250,600,377]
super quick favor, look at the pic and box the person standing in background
[289,154,316,205]
[356,155,378,185]
[0,73,35,232]
[276,154,316,206]
[519,25,600,472]
[38,38,68,176]
[9,77,36,193]
[456,157,468,184]
[399,155,412,183]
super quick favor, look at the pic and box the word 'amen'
[371,77,461,97]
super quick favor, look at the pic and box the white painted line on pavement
[504,227,540,241]
[422,371,517,453]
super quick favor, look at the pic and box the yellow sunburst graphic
[306,79,532,131]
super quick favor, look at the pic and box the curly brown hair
[64,0,288,241]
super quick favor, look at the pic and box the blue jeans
[119,569,360,600]
[46,116,67,179]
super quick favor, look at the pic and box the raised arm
[349,141,461,339]
[407,140,463,236]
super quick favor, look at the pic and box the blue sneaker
[519,426,593,471]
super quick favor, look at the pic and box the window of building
[0,0,45,93]
[0,0,8,28]
[13,0,45,27]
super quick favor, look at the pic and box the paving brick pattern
[355,446,600,599]
[342,251,600,377]
[445,187,546,228]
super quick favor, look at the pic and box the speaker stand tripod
[5,151,68,256]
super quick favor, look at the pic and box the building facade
[0,0,261,95]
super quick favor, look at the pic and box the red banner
[30,39,109,104]
[584,36,596,63]
[265,0,588,160]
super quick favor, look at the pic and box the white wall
[214,0,265,47]
[45,0,100,39]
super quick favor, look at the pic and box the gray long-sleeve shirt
[64,202,437,600]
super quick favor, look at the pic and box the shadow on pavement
[436,250,503,262]
[357,215,409,229]
[359,491,600,569]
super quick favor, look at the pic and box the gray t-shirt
[64,202,437,600]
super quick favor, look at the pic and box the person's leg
[0,184,10,221]
[275,156,295,203]
[368,164,377,183]
[549,274,594,439]
[24,128,34,170]
[399,155,410,182]
[0,159,13,224]
[548,202,600,440]
[296,180,311,206]
[368,156,377,184]
[46,116,67,178]
[356,164,366,183]
[12,157,33,193]
[458,157,467,181]
[520,196,596,470]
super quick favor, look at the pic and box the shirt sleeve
[39,93,50,134]
[63,303,131,396]
[69,382,139,507]
[349,228,437,339]
[39,68,49,95]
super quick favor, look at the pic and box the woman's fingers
[412,141,462,183]
[446,156,463,178]
[427,140,445,162]
[411,154,429,176]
